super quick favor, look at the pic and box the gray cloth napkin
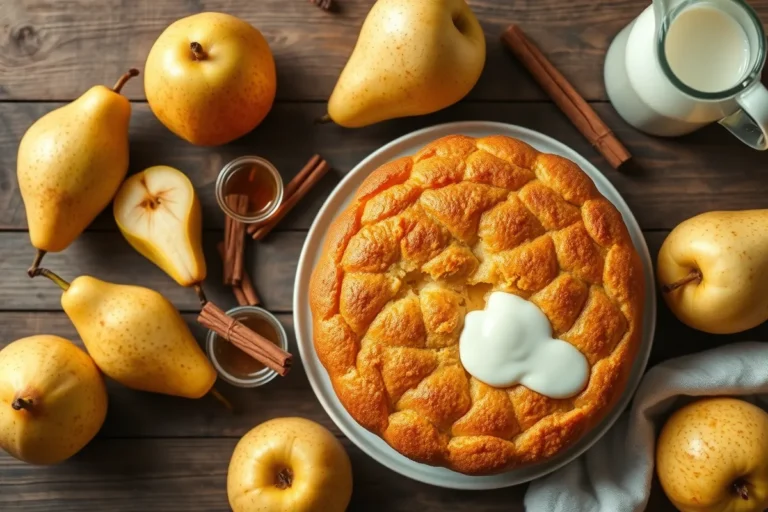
[525,342,768,512]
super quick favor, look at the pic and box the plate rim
[293,121,657,490]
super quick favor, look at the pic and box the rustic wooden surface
[1,0,767,510]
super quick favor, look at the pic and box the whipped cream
[459,291,589,399]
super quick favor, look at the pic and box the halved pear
[114,165,206,287]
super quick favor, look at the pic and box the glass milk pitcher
[604,0,768,149]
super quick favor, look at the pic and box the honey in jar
[215,156,284,223]
[221,163,279,217]
[213,315,280,378]
[206,306,288,387]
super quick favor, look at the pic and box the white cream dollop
[459,291,589,399]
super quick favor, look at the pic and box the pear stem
[275,468,293,489]
[27,249,47,278]
[112,69,139,94]
[733,479,750,500]
[209,387,233,412]
[315,114,332,125]
[30,267,70,291]
[662,269,702,293]
[190,42,207,61]
[193,284,207,306]
[11,398,32,411]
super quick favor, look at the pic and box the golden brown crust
[309,135,645,474]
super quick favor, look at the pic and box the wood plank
[0,309,732,512]
[4,0,750,102]
[0,232,766,439]
[2,102,767,232]
[0,312,338,438]
[3,230,768,349]
[0,231,304,312]
[3,0,765,102]
[1,303,766,441]
[0,437,535,512]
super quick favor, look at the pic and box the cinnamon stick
[247,154,322,236]
[240,272,260,306]
[251,160,330,240]
[232,285,248,307]
[217,242,260,307]
[224,194,248,285]
[285,154,321,199]
[501,25,631,169]
[198,302,292,376]
[224,206,236,285]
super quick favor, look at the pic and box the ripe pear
[32,268,216,399]
[114,166,206,288]
[656,398,768,512]
[228,418,352,512]
[144,12,276,146]
[0,335,107,465]
[326,0,486,127]
[17,70,139,274]
[657,210,768,334]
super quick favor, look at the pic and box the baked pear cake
[309,134,645,475]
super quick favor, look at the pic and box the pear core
[113,165,205,288]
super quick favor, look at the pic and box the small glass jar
[206,305,289,388]
[215,156,284,223]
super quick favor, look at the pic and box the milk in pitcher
[604,0,765,138]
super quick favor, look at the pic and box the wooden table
[1,0,767,510]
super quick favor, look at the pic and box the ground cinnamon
[501,25,631,169]
[198,302,292,376]
[224,194,248,285]
[250,158,330,240]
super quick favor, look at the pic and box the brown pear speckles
[657,398,768,511]
[17,82,132,253]
[0,335,107,465]
[61,276,216,399]
[657,209,768,334]
[325,0,486,128]
[144,13,276,146]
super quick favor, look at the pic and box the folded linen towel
[525,342,768,512]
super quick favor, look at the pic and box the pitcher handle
[719,82,768,150]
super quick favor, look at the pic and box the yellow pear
[228,418,352,512]
[326,0,486,127]
[0,335,107,465]
[114,166,206,288]
[17,70,138,273]
[657,398,768,512]
[32,268,216,399]
[144,12,276,146]
[657,210,768,334]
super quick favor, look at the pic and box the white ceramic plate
[293,122,656,490]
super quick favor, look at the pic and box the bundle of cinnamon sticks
[198,302,292,376]
[222,196,260,306]
[213,154,330,377]
[222,154,328,302]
